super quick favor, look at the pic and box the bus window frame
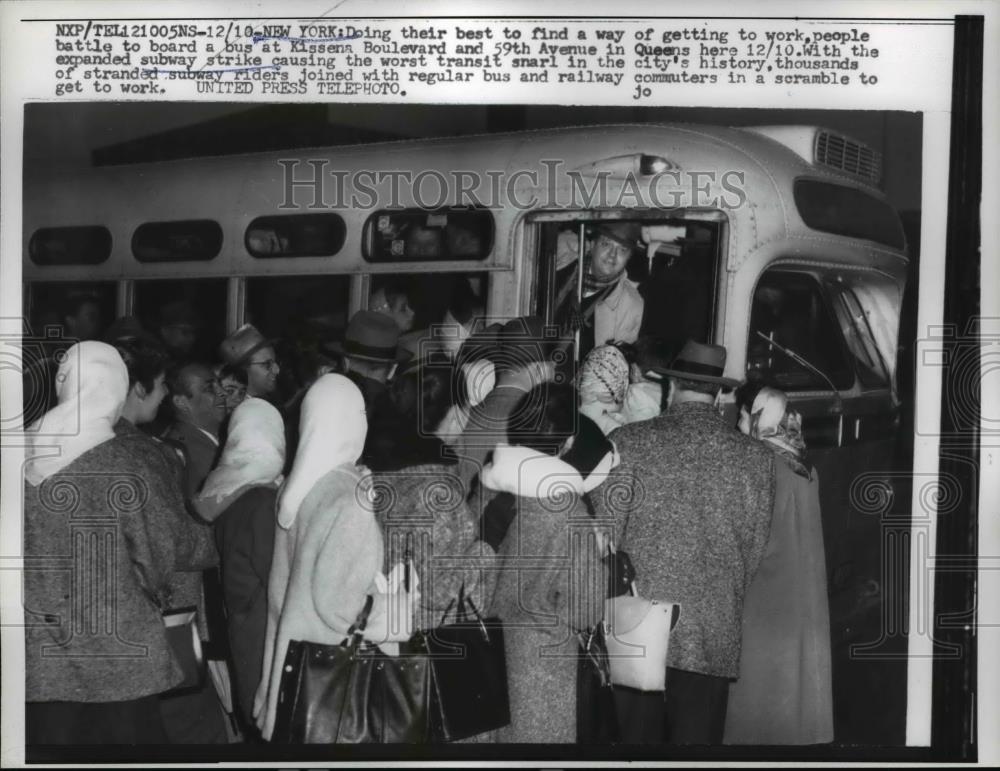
[522,207,729,354]
[745,266,865,398]
[361,206,496,264]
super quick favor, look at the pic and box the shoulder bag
[271,595,433,743]
[419,590,510,742]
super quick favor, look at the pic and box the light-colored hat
[219,323,273,367]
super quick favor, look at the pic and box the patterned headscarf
[578,345,630,405]
[741,387,809,474]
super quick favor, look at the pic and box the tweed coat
[24,429,214,703]
[482,446,607,743]
[372,447,496,631]
[598,401,775,679]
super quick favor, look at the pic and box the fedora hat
[325,310,412,364]
[593,221,643,251]
[219,323,274,366]
[650,340,740,388]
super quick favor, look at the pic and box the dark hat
[593,221,643,251]
[324,310,412,364]
[650,340,740,388]
[158,300,201,329]
[219,323,274,366]
[103,315,152,344]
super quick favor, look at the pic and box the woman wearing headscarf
[577,344,631,435]
[23,342,207,744]
[724,386,834,745]
[192,397,286,730]
[253,374,416,742]
[480,384,608,743]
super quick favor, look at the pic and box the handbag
[162,605,206,692]
[576,624,619,743]
[577,545,631,742]
[603,586,681,692]
[420,591,510,742]
[272,595,433,743]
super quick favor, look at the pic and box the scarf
[277,374,367,528]
[579,345,630,405]
[582,258,622,295]
[25,341,129,486]
[195,397,286,517]
[744,387,811,476]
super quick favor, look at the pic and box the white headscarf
[621,380,663,424]
[276,374,367,529]
[197,396,286,505]
[25,341,129,487]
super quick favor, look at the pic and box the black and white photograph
[0,3,993,767]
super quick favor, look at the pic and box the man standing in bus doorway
[595,341,774,745]
[554,222,645,359]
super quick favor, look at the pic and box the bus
[22,122,910,738]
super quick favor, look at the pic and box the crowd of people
[22,279,833,747]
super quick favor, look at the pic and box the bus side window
[747,271,854,391]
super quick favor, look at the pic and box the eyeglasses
[249,358,278,372]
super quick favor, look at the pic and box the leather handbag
[271,595,433,744]
[421,592,510,742]
[603,589,681,692]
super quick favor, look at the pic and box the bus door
[746,266,901,640]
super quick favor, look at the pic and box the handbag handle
[346,594,375,642]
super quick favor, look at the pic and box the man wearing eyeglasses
[218,323,282,401]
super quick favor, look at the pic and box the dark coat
[214,485,278,725]
[24,429,213,702]
[161,420,222,500]
[598,401,775,679]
